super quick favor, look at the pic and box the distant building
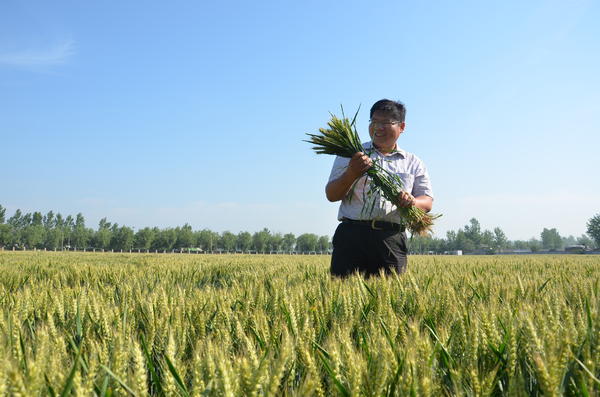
[565,245,586,254]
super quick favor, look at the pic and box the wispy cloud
[0,39,75,67]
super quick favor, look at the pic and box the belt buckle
[371,219,383,230]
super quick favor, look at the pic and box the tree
[7,210,24,247]
[464,218,482,247]
[237,232,252,252]
[455,229,475,252]
[54,213,66,248]
[252,228,271,253]
[282,233,296,252]
[431,237,448,253]
[43,211,55,228]
[94,219,113,250]
[268,233,283,252]
[32,212,43,226]
[197,229,218,252]
[540,228,562,250]
[577,234,594,249]
[296,233,318,253]
[175,224,194,249]
[8,209,23,228]
[64,215,74,247]
[445,230,457,250]
[512,240,528,250]
[111,226,134,251]
[153,228,177,251]
[562,235,577,247]
[587,214,600,248]
[480,230,494,249]
[528,238,542,252]
[0,205,5,223]
[23,225,45,248]
[220,231,237,252]
[72,213,89,249]
[409,235,434,254]
[317,235,330,253]
[21,213,32,226]
[44,228,62,250]
[0,224,11,247]
[135,227,156,250]
[99,218,111,230]
[493,227,508,251]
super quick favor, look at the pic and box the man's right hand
[346,152,373,180]
[326,152,373,202]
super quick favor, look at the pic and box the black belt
[341,218,405,232]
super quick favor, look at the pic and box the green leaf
[315,348,350,397]
[140,334,165,397]
[59,342,82,397]
[44,374,57,397]
[101,365,138,396]
[163,354,191,397]
[537,278,552,293]
[575,358,600,384]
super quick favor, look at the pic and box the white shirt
[327,141,434,223]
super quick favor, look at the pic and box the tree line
[0,205,598,254]
[0,205,330,253]
[409,217,599,254]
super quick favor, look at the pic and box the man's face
[368,110,405,152]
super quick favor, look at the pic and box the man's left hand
[397,191,416,208]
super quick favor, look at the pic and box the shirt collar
[364,141,406,158]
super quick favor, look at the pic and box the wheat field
[0,251,599,396]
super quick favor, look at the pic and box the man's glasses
[369,120,402,128]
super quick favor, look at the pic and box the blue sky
[1,0,599,240]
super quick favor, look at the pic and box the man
[326,99,434,277]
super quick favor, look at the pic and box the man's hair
[369,99,406,123]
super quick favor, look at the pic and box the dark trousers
[330,222,408,278]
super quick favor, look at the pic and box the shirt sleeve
[411,160,434,199]
[328,156,350,183]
